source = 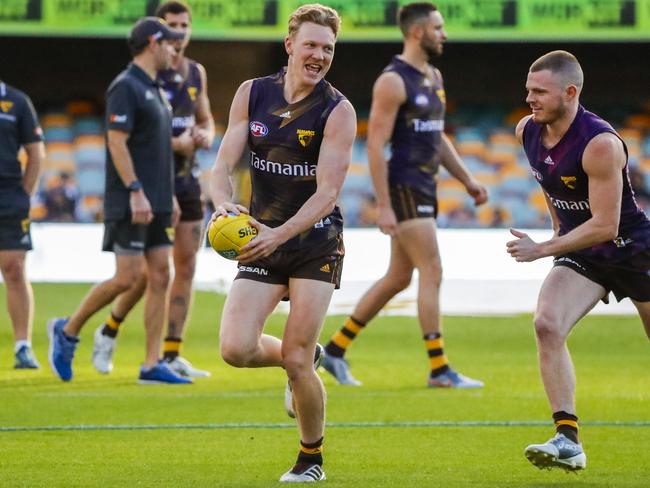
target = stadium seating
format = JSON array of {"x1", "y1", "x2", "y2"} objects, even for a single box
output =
[{"x1": 35, "y1": 102, "x2": 650, "y2": 227}]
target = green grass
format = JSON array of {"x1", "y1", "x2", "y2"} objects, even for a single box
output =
[{"x1": 0, "y1": 283, "x2": 649, "y2": 487}]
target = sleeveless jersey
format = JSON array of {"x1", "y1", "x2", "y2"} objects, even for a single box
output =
[
  {"x1": 384, "y1": 56, "x2": 446, "y2": 198},
  {"x1": 158, "y1": 59, "x2": 202, "y2": 179},
  {"x1": 247, "y1": 68, "x2": 345, "y2": 250},
  {"x1": 523, "y1": 105, "x2": 650, "y2": 261}
]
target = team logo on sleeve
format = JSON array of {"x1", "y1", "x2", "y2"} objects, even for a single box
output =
[
  {"x1": 250, "y1": 121, "x2": 268, "y2": 137},
  {"x1": 0, "y1": 101, "x2": 13, "y2": 112},
  {"x1": 110, "y1": 114, "x2": 127, "y2": 124},
  {"x1": 436, "y1": 89, "x2": 446, "y2": 105},
  {"x1": 561, "y1": 176, "x2": 577, "y2": 189},
  {"x1": 297, "y1": 129, "x2": 315, "y2": 147}
]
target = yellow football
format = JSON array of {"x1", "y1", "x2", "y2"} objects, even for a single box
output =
[{"x1": 207, "y1": 213, "x2": 258, "y2": 260}]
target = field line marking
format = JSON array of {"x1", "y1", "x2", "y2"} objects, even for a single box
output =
[{"x1": 2, "y1": 420, "x2": 650, "y2": 433}]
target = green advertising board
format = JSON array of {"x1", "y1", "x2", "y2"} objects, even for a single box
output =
[{"x1": 1, "y1": 0, "x2": 650, "y2": 41}]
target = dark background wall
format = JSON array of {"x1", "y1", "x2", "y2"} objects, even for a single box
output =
[{"x1": 1, "y1": 37, "x2": 648, "y2": 120}]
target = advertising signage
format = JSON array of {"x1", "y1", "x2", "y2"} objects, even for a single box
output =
[{"x1": 1, "y1": 0, "x2": 649, "y2": 41}]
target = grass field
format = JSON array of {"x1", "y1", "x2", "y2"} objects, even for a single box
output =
[{"x1": 0, "y1": 283, "x2": 649, "y2": 487}]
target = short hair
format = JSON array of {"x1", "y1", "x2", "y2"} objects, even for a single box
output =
[
  {"x1": 530, "y1": 50, "x2": 584, "y2": 90},
  {"x1": 156, "y1": 1, "x2": 191, "y2": 21},
  {"x1": 287, "y1": 3, "x2": 341, "y2": 38},
  {"x1": 398, "y1": 2, "x2": 438, "y2": 36}
]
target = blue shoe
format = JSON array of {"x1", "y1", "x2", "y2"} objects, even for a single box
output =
[
  {"x1": 322, "y1": 351, "x2": 361, "y2": 386},
  {"x1": 47, "y1": 317, "x2": 79, "y2": 381},
  {"x1": 525, "y1": 433, "x2": 587, "y2": 471},
  {"x1": 14, "y1": 345, "x2": 40, "y2": 369},
  {"x1": 138, "y1": 360, "x2": 193, "y2": 384},
  {"x1": 428, "y1": 367, "x2": 484, "y2": 389}
]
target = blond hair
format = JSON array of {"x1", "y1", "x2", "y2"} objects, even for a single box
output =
[{"x1": 287, "y1": 3, "x2": 340, "y2": 38}]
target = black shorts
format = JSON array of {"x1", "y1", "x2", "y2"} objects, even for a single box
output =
[
  {"x1": 102, "y1": 213, "x2": 174, "y2": 255},
  {"x1": 175, "y1": 176, "x2": 204, "y2": 222},
  {"x1": 390, "y1": 184, "x2": 438, "y2": 222},
  {"x1": 554, "y1": 250, "x2": 650, "y2": 302},
  {"x1": 0, "y1": 218, "x2": 32, "y2": 251},
  {"x1": 235, "y1": 234, "x2": 345, "y2": 289}
]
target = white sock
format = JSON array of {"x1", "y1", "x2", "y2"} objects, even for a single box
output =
[{"x1": 15, "y1": 340, "x2": 31, "y2": 353}]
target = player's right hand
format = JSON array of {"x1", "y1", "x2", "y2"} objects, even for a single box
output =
[
  {"x1": 211, "y1": 202, "x2": 249, "y2": 220},
  {"x1": 130, "y1": 191, "x2": 153, "y2": 225},
  {"x1": 174, "y1": 129, "x2": 195, "y2": 157},
  {"x1": 376, "y1": 205, "x2": 398, "y2": 236}
]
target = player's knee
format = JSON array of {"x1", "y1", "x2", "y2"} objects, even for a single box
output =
[
  {"x1": 147, "y1": 266, "x2": 170, "y2": 292},
  {"x1": 533, "y1": 312, "x2": 564, "y2": 344},
  {"x1": 419, "y1": 261, "x2": 443, "y2": 285},
  {"x1": 390, "y1": 272, "x2": 412, "y2": 292},
  {"x1": 174, "y1": 259, "x2": 196, "y2": 282},
  {"x1": 0, "y1": 259, "x2": 26, "y2": 284},
  {"x1": 282, "y1": 350, "x2": 312, "y2": 382},
  {"x1": 220, "y1": 341, "x2": 251, "y2": 368}
]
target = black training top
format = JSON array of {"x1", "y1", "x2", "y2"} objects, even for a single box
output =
[
  {"x1": 103, "y1": 63, "x2": 174, "y2": 220},
  {"x1": 0, "y1": 81, "x2": 43, "y2": 219}
]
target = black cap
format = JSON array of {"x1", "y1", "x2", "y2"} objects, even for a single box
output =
[{"x1": 128, "y1": 16, "x2": 184, "y2": 49}]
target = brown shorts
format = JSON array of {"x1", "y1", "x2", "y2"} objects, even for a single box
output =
[
  {"x1": 175, "y1": 175, "x2": 204, "y2": 222},
  {"x1": 390, "y1": 184, "x2": 438, "y2": 222},
  {"x1": 234, "y1": 234, "x2": 344, "y2": 289},
  {"x1": 553, "y1": 250, "x2": 650, "y2": 302}
]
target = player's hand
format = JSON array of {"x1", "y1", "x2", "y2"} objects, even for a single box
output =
[
  {"x1": 171, "y1": 196, "x2": 181, "y2": 228},
  {"x1": 506, "y1": 228, "x2": 541, "y2": 262},
  {"x1": 238, "y1": 220, "x2": 284, "y2": 263},
  {"x1": 376, "y1": 205, "x2": 398, "y2": 236},
  {"x1": 173, "y1": 129, "x2": 195, "y2": 157},
  {"x1": 466, "y1": 179, "x2": 488, "y2": 206},
  {"x1": 130, "y1": 190, "x2": 153, "y2": 225},
  {"x1": 211, "y1": 202, "x2": 249, "y2": 219},
  {"x1": 192, "y1": 128, "x2": 211, "y2": 149}
]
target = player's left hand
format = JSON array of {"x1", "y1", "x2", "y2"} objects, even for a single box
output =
[
  {"x1": 506, "y1": 228, "x2": 541, "y2": 262},
  {"x1": 237, "y1": 220, "x2": 285, "y2": 264},
  {"x1": 466, "y1": 179, "x2": 488, "y2": 206}
]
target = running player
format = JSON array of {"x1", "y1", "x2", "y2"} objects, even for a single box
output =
[
  {"x1": 209, "y1": 4, "x2": 355, "y2": 482},
  {"x1": 92, "y1": 1, "x2": 215, "y2": 379},
  {"x1": 508, "y1": 50, "x2": 650, "y2": 471},
  {"x1": 321, "y1": 2, "x2": 487, "y2": 388},
  {"x1": 0, "y1": 80, "x2": 44, "y2": 369}
]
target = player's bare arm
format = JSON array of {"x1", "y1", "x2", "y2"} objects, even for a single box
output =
[
  {"x1": 508, "y1": 132, "x2": 625, "y2": 261},
  {"x1": 439, "y1": 133, "x2": 488, "y2": 206},
  {"x1": 22, "y1": 140, "x2": 44, "y2": 195},
  {"x1": 107, "y1": 128, "x2": 152, "y2": 225},
  {"x1": 209, "y1": 80, "x2": 252, "y2": 217},
  {"x1": 367, "y1": 71, "x2": 404, "y2": 236},
  {"x1": 192, "y1": 63, "x2": 215, "y2": 149},
  {"x1": 514, "y1": 115, "x2": 533, "y2": 145},
  {"x1": 239, "y1": 99, "x2": 357, "y2": 263}
]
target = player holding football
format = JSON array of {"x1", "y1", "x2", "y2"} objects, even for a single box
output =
[
  {"x1": 508, "y1": 50, "x2": 650, "y2": 471},
  {"x1": 92, "y1": 0, "x2": 215, "y2": 379},
  {"x1": 321, "y1": 2, "x2": 487, "y2": 388},
  {"x1": 209, "y1": 4, "x2": 355, "y2": 482}
]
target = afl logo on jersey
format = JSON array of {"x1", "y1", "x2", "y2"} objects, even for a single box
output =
[
  {"x1": 531, "y1": 168, "x2": 543, "y2": 181},
  {"x1": 250, "y1": 121, "x2": 269, "y2": 137},
  {"x1": 415, "y1": 94, "x2": 429, "y2": 106}
]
